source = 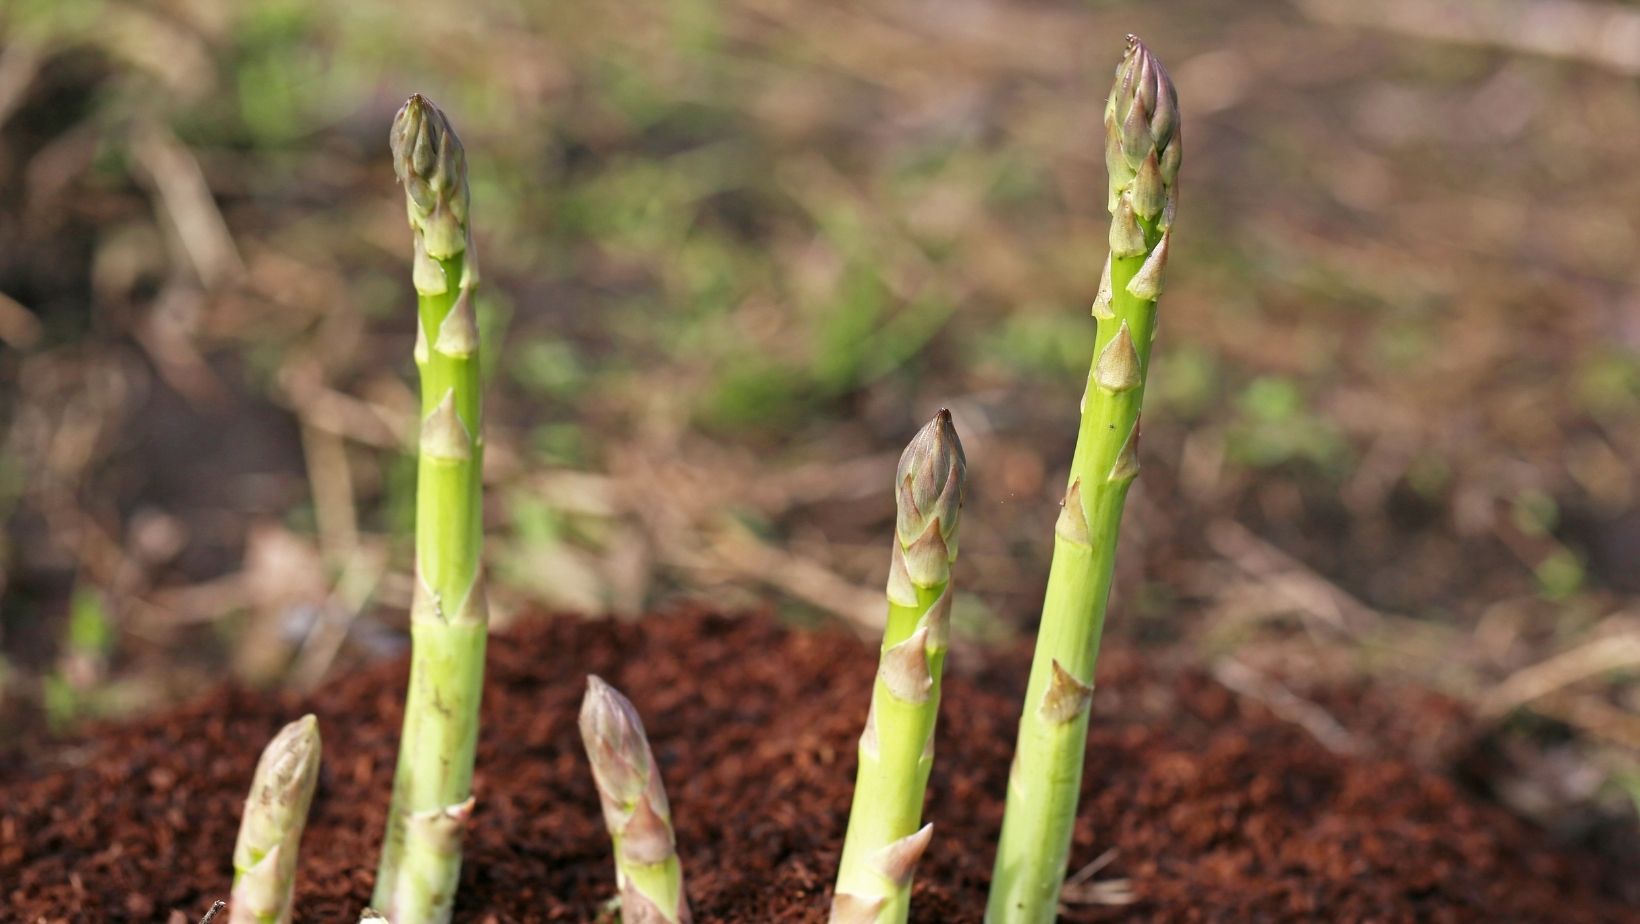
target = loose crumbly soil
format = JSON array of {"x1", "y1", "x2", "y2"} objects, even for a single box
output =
[{"x1": 3, "y1": 611, "x2": 1634, "y2": 923}]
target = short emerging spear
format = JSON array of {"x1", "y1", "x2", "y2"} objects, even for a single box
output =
[
  {"x1": 230, "y1": 715, "x2": 321, "y2": 924},
  {"x1": 831, "y1": 409, "x2": 966, "y2": 923},
  {"x1": 579, "y1": 675, "x2": 691, "y2": 924}
]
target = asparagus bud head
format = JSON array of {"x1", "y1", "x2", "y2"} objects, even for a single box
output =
[
  {"x1": 390, "y1": 94, "x2": 470, "y2": 262},
  {"x1": 892, "y1": 409, "x2": 967, "y2": 589},
  {"x1": 1104, "y1": 35, "x2": 1180, "y2": 220},
  {"x1": 579, "y1": 676, "x2": 691, "y2": 924},
  {"x1": 231, "y1": 715, "x2": 321, "y2": 924},
  {"x1": 580, "y1": 676, "x2": 666, "y2": 827}
]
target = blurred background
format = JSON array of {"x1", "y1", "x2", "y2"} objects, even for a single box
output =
[{"x1": 2, "y1": 0, "x2": 1637, "y2": 847}]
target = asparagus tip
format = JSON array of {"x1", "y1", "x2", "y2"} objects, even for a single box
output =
[
  {"x1": 894, "y1": 409, "x2": 967, "y2": 557},
  {"x1": 246, "y1": 714, "x2": 322, "y2": 829},
  {"x1": 390, "y1": 93, "x2": 470, "y2": 260},
  {"x1": 1106, "y1": 33, "x2": 1180, "y2": 226},
  {"x1": 579, "y1": 675, "x2": 655, "y2": 808},
  {"x1": 230, "y1": 715, "x2": 321, "y2": 923},
  {"x1": 578, "y1": 675, "x2": 689, "y2": 923}
]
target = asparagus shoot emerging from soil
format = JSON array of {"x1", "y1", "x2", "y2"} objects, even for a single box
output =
[
  {"x1": 986, "y1": 35, "x2": 1179, "y2": 923},
  {"x1": 372, "y1": 94, "x2": 488, "y2": 923},
  {"x1": 831, "y1": 409, "x2": 967, "y2": 923},
  {"x1": 230, "y1": 715, "x2": 321, "y2": 924},
  {"x1": 579, "y1": 675, "x2": 692, "y2": 924}
]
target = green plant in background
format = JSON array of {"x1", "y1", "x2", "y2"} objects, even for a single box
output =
[
  {"x1": 1227, "y1": 375, "x2": 1346, "y2": 471},
  {"x1": 986, "y1": 36, "x2": 1180, "y2": 923},
  {"x1": 372, "y1": 95, "x2": 489, "y2": 923},
  {"x1": 830, "y1": 409, "x2": 967, "y2": 923},
  {"x1": 41, "y1": 583, "x2": 116, "y2": 730},
  {"x1": 230, "y1": 715, "x2": 322, "y2": 924},
  {"x1": 579, "y1": 675, "x2": 691, "y2": 924}
]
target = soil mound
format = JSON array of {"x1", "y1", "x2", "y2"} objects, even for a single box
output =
[{"x1": 3, "y1": 612, "x2": 1633, "y2": 922}]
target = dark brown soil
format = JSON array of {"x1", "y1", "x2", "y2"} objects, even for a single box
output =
[{"x1": 3, "y1": 611, "x2": 1634, "y2": 923}]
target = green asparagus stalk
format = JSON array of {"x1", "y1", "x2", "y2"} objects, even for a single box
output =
[
  {"x1": 986, "y1": 35, "x2": 1179, "y2": 923},
  {"x1": 579, "y1": 675, "x2": 691, "y2": 924},
  {"x1": 230, "y1": 715, "x2": 321, "y2": 924},
  {"x1": 372, "y1": 94, "x2": 488, "y2": 924},
  {"x1": 830, "y1": 409, "x2": 967, "y2": 923}
]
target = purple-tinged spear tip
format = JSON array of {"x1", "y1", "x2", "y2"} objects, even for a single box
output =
[
  {"x1": 894, "y1": 409, "x2": 967, "y2": 551},
  {"x1": 389, "y1": 93, "x2": 469, "y2": 260},
  {"x1": 577, "y1": 676, "x2": 691, "y2": 922},
  {"x1": 579, "y1": 676, "x2": 659, "y2": 817},
  {"x1": 1104, "y1": 35, "x2": 1181, "y2": 221}
]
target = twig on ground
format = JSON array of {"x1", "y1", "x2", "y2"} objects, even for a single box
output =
[
  {"x1": 299, "y1": 422, "x2": 360, "y2": 562},
  {"x1": 1061, "y1": 847, "x2": 1119, "y2": 890},
  {"x1": 1059, "y1": 850, "x2": 1138, "y2": 909},
  {"x1": 1482, "y1": 630, "x2": 1640, "y2": 719},
  {"x1": 709, "y1": 521, "x2": 884, "y2": 636},
  {"x1": 131, "y1": 123, "x2": 244, "y2": 288},
  {"x1": 1207, "y1": 518, "x2": 1387, "y2": 635},
  {"x1": 288, "y1": 543, "x2": 388, "y2": 691},
  {"x1": 1534, "y1": 690, "x2": 1640, "y2": 752},
  {"x1": 1212, "y1": 658, "x2": 1365, "y2": 756}
]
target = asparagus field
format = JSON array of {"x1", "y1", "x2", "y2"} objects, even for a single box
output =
[{"x1": 2, "y1": 2, "x2": 1638, "y2": 923}]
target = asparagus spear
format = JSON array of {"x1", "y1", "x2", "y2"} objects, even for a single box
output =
[
  {"x1": 372, "y1": 94, "x2": 489, "y2": 923},
  {"x1": 986, "y1": 35, "x2": 1179, "y2": 923},
  {"x1": 579, "y1": 676, "x2": 691, "y2": 924},
  {"x1": 831, "y1": 410, "x2": 967, "y2": 923},
  {"x1": 230, "y1": 715, "x2": 321, "y2": 924}
]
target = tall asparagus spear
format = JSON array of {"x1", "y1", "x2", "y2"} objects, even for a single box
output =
[
  {"x1": 831, "y1": 410, "x2": 966, "y2": 923},
  {"x1": 579, "y1": 676, "x2": 691, "y2": 924},
  {"x1": 230, "y1": 715, "x2": 321, "y2": 924},
  {"x1": 986, "y1": 35, "x2": 1179, "y2": 923},
  {"x1": 372, "y1": 94, "x2": 488, "y2": 923}
]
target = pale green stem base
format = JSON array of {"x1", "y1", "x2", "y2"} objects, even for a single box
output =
[
  {"x1": 376, "y1": 622, "x2": 485, "y2": 919},
  {"x1": 374, "y1": 252, "x2": 486, "y2": 923},
  {"x1": 835, "y1": 581, "x2": 947, "y2": 921},
  {"x1": 615, "y1": 835, "x2": 687, "y2": 923}
]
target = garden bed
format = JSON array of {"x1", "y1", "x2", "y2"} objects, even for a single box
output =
[{"x1": 4, "y1": 610, "x2": 1634, "y2": 922}]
